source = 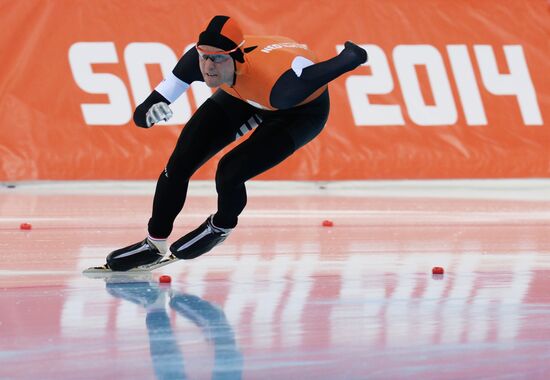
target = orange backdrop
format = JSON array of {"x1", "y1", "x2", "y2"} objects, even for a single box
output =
[{"x1": 1, "y1": 0, "x2": 549, "y2": 180}]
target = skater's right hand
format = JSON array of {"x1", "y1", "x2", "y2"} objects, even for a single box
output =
[{"x1": 145, "y1": 102, "x2": 173, "y2": 128}]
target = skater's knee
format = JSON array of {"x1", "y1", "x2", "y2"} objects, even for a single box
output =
[
  {"x1": 163, "y1": 163, "x2": 194, "y2": 183},
  {"x1": 215, "y1": 156, "x2": 244, "y2": 191}
]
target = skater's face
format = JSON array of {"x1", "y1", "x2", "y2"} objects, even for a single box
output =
[{"x1": 197, "y1": 45, "x2": 235, "y2": 88}]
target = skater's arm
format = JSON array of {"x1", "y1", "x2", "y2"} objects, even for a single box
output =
[
  {"x1": 269, "y1": 41, "x2": 367, "y2": 110},
  {"x1": 133, "y1": 47, "x2": 204, "y2": 128}
]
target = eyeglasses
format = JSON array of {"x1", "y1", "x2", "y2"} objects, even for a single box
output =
[
  {"x1": 196, "y1": 41, "x2": 245, "y2": 64},
  {"x1": 198, "y1": 51, "x2": 231, "y2": 63}
]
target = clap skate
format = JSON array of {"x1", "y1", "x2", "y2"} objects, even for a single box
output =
[
  {"x1": 83, "y1": 237, "x2": 179, "y2": 276},
  {"x1": 170, "y1": 215, "x2": 232, "y2": 260}
]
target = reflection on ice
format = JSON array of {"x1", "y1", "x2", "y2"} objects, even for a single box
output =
[{"x1": 104, "y1": 276, "x2": 243, "y2": 380}]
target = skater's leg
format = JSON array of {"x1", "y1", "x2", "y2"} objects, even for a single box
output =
[
  {"x1": 214, "y1": 90, "x2": 330, "y2": 228},
  {"x1": 270, "y1": 42, "x2": 366, "y2": 109},
  {"x1": 148, "y1": 96, "x2": 243, "y2": 238}
]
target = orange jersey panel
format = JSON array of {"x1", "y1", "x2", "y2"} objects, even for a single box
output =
[{"x1": 220, "y1": 35, "x2": 327, "y2": 110}]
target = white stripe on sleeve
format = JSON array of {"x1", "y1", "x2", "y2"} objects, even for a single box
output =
[{"x1": 155, "y1": 72, "x2": 190, "y2": 103}]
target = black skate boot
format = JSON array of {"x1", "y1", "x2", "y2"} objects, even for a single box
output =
[
  {"x1": 106, "y1": 238, "x2": 165, "y2": 271},
  {"x1": 170, "y1": 215, "x2": 232, "y2": 260}
]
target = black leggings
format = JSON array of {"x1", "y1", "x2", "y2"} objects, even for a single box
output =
[{"x1": 147, "y1": 89, "x2": 330, "y2": 238}]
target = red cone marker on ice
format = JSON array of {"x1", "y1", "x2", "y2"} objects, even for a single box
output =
[
  {"x1": 432, "y1": 267, "x2": 444, "y2": 275},
  {"x1": 159, "y1": 275, "x2": 172, "y2": 284},
  {"x1": 322, "y1": 220, "x2": 334, "y2": 227},
  {"x1": 20, "y1": 223, "x2": 32, "y2": 230}
]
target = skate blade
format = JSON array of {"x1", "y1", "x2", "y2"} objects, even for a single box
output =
[{"x1": 82, "y1": 256, "x2": 179, "y2": 277}]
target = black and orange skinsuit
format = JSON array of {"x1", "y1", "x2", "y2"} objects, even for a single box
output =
[{"x1": 134, "y1": 17, "x2": 365, "y2": 237}]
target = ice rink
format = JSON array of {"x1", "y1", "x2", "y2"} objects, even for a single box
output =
[{"x1": 1, "y1": 180, "x2": 549, "y2": 379}]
